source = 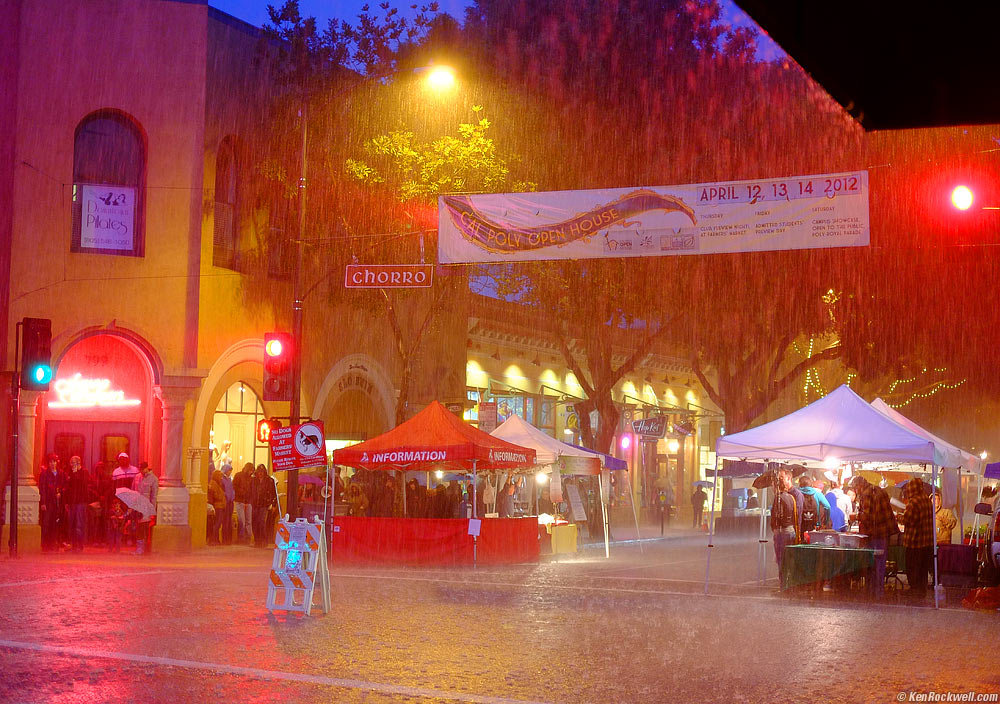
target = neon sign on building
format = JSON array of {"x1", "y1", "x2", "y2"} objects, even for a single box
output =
[{"x1": 48, "y1": 373, "x2": 142, "y2": 409}]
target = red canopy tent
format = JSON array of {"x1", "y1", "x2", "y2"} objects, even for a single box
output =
[
  {"x1": 333, "y1": 400, "x2": 536, "y2": 471},
  {"x1": 330, "y1": 401, "x2": 539, "y2": 566}
]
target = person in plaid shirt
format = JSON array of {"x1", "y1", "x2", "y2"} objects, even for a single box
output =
[
  {"x1": 850, "y1": 475, "x2": 899, "y2": 599},
  {"x1": 902, "y1": 478, "x2": 934, "y2": 600}
]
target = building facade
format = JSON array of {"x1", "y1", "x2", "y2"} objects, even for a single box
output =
[{"x1": 0, "y1": 0, "x2": 727, "y2": 552}]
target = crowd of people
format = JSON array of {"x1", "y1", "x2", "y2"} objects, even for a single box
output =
[
  {"x1": 769, "y1": 467, "x2": 961, "y2": 600},
  {"x1": 328, "y1": 468, "x2": 531, "y2": 520},
  {"x1": 206, "y1": 461, "x2": 278, "y2": 548},
  {"x1": 34, "y1": 451, "x2": 157, "y2": 554}
]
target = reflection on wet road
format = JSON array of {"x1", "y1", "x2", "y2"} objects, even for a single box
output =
[{"x1": 0, "y1": 540, "x2": 997, "y2": 703}]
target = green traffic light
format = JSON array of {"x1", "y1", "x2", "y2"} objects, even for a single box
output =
[{"x1": 31, "y1": 364, "x2": 52, "y2": 384}]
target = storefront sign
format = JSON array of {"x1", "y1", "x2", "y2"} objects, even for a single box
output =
[
  {"x1": 270, "y1": 421, "x2": 327, "y2": 471},
  {"x1": 478, "y1": 401, "x2": 498, "y2": 433},
  {"x1": 344, "y1": 264, "x2": 434, "y2": 288},
  {"x1": 80, "y1": 184, "x2": 136, "y2": 251},
  {"x1": 438, "y1": 170, "x2": 869, "y2": 263},
  {"x1": 631, "y1": 416, "x2": 667, "y2": 439},
  {"x1": 48, "y1": 373, "x2": 142, "y2": 409}
]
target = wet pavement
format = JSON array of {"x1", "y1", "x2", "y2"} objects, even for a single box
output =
[{"x1": 1, "y1": 536, "x2": 998, "y2": 703}]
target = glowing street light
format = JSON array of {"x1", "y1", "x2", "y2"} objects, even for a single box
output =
[{"x1": 424, "y1": 65, "x2": 456, "y2": 91}]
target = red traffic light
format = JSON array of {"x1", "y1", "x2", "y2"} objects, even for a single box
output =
[
  {"x1": 951, "y1": 185, "x2": 974, "y2": 210},
  {"x1": 263, "y1": 332, "x2": 293, "y2": 402}
]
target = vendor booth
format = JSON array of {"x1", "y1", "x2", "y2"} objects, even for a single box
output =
[
  {"x1": 706, "y1": 385, "x2": 958, "y2": 606},
  {"x1": 331, "y1": 401, "x2": 537, "y2": 565},
  {"x1": 490, "y1": 414, "x2": 606, "y2": 556}
]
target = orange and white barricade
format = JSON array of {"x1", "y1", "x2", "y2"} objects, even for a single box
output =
[{"x1": 266, "y1": 516, "x2": 330, "y2": 615}]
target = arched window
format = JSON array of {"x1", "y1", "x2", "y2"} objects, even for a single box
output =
[
  {"x1": 213, "y1": 136, "x2": 241, "y2": 269},
  {"x1": 72, "y1": 111, "x2": 145, "y2": 256}
]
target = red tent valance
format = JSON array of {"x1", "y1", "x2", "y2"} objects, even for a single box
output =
[{"x1": 332, "y1": 400, "x2": 536, "y2": 471}]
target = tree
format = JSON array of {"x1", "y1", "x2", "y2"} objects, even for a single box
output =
[
  {"x1": 343, "y1": 107, "x2": 534, "y2": 423},
  {"x1": 456, "y1": 0, "x2": 865, "y2": 442}
]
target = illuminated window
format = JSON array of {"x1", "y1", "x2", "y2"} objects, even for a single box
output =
[
  {"x1": 101, "y1": 435, "x2": 130, "y2": 466},
  {"x1": 53, "y1": 433, "x2": 85, "y2": 466},
  {"x1": 71, "y1": 110, "x2": 145, "y2": 256}
]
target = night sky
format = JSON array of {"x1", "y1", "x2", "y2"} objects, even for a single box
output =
[{"x1": 208, "y1": 0, "x2": 786, "y2": 62}]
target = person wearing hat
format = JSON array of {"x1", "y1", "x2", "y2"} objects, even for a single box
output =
[{"x1": 112, "y1": 452, "x2": 139, "y2": 491}]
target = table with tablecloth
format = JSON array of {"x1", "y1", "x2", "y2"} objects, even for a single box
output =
[
  {"x1": 331, "y1": 516, "x2": 540, "y2": 565},
  {"x1": 782, "y1": 544, "x2": 876, "y2": 590}
]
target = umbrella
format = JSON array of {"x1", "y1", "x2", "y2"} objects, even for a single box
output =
[
  {"x1": 692, "y1": 480, "x2": 714, "y2": 488},
  {"x1": 115, "y1": 488, "x2": 154, "y2": 518},
  {"x1": 298, "y1": 475, "x2": 324, "y2": 486},
  {"x1": 752, "y1": 471, "x2": 778, "y2": 489}
]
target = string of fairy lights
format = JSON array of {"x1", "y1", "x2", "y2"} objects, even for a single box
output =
[{"x1": 794, "y1": 338, "x2": 965, "y2": 408}]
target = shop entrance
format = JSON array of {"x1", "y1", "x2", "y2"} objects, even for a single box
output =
[{"x1": 46, "y1": 421, "x2": 140, "y2": 471}]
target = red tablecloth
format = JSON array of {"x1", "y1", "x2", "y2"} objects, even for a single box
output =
[{"x1": 331, "y1": 517, "x2": 539, "y2": 565}]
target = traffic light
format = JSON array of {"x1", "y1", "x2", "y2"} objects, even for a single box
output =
[
  {"x1": 263, "y1": 332, "x2": 293, "y2": 401},
  {"x1": 20, "y1": 317, "x2": 52, "y2": 391},
  {"x1": 951, "y1": 185, "x2": 974, "y2": 210},
  {"x1": 256, "y1": 417, "x2": 282, "y2": 443}
]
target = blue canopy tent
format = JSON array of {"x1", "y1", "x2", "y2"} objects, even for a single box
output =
[{"x1": 565, "y1": 443, "x2": 627, "y2": 471}]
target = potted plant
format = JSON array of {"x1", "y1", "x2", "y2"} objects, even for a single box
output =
[{"x1": 964, "y1": 524, "x2": 989, "y2": 544}]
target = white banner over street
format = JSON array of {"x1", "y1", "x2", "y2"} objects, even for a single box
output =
[{"x1": 438, "y1": 171, "x2": 869, "y2": 263}]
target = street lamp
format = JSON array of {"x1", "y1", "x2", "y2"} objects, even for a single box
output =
[{"x1": 286, "y1": 64, "x2": 456, "y2": 519}]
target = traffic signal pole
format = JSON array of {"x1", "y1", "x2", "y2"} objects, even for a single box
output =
[
  {"x1": 287, "y1": 99, "x2": 308, "y2": 521},
  {"x1": 7, "y1": 321, "x2": 21, "y2": 557}
]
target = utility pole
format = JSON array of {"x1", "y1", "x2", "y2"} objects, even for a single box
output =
[{"x1": 288, "y1": 100, "x2": 307, "y2": 521}]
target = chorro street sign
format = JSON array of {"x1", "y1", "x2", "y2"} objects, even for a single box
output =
[{"x1": 345, "y1": 264, "x2": 434, "y2": 288}]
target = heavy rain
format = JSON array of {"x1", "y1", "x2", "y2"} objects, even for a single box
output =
[{"x1": 2, "y1": 0, "x2": 1000, "y2": 702}]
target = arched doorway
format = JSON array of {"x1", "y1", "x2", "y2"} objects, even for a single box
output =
[
  {"x1": 43, "y1": 334, "x2": 155, "y2": 475},
  {"x1": 325, "y1": 386, "x2": 387, "y2": 446}
]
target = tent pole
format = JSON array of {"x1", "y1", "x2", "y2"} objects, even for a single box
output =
[
  {"x1": 599, "y1": 472, "x2": 609, "y2": 558},
  {"x1": 627, "y1": 469, "x2": 643, "y2": 554},
  {"x1": 402, "y1": 470, "x2": 407, "y2": 517},
  {"x1": 323, "y1": 460, "x2": 332, "y2": 561},
  {"x1": 758, "y1": 484, "x2": 768, "y2": 585},
  {"x1": 973, "y1": 465, "x2": 984, "y2": 548},
  {"x1": 956, "y1": 468, "x2": 963, "y2": 546},
  {"x1": 473, "y1": 460, "x2": 478, "y2": 569},
  {"x1": 932, "y1": 463, "x2": 940, "y2": 609},
  {"x1": 703, "y1": 455, "x2": 720, "y2": 595}
]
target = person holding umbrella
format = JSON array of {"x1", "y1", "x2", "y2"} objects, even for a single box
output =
[{"x1": 130, "y1": 462, "x2": 158, "y2": 555}]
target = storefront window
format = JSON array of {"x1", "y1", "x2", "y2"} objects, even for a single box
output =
[
  {"x1": 211, "y1": 381, "x2": 267, "y2": 469},
  {"x1": 464, "y1": 388, "x2": 481, "y2": 425}
]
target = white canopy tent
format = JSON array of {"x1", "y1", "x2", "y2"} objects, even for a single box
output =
[
  {"x1": 491, "y1": 414, "x2": 613, "y2": 556},
  {"x1": 707, "y1": 385, "x2": 945, "y2": 606},
  {"x1": 870, "y1": 397, "x2": 982, "y2": 544},
  {"x1": 869, "y1": 398, "x2": 981, "y2": 474}
]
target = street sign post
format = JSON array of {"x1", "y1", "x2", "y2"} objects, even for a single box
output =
[
  {"x1": 344, "y1": 264, "x2": 434, "y2": 288},
  {"x1": 270, "y1": 420, "x2": 327, "y2": 472}
]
